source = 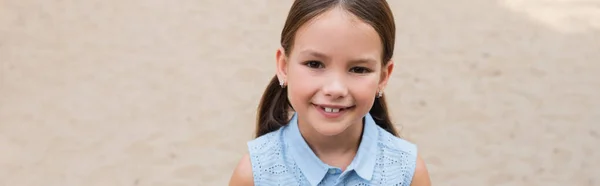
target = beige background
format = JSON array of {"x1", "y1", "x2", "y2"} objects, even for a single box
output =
[{"x1": 1, "y1": 0, "x2": 599, "y2": 185}]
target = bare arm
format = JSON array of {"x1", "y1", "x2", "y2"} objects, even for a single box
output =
[
  {"x1": 410, "y1": 155, "x2": 432, "y2": 186},
  {"x1": 228, "y1": 153, "x2": 254, "y2": 186}
]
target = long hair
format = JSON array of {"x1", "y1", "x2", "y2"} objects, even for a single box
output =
[{"x1": 255, "y1": 0, "x2": 399, "y2": 138}]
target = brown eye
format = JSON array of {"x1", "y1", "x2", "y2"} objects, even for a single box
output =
[
  {"x1": 305, "y1": 61, "x2": 324, "y2": 69},
  {"x1": 349, "y1": 67, "x2": 372, "y2": 74}
]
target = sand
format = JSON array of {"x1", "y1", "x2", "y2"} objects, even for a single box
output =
[{"x1": 0, "y1": 0, "x2": 599, "y2": 185}]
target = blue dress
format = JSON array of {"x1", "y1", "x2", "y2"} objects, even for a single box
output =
[{"x1": 247, "y1": 112, "x2": 418, "y2": 186}]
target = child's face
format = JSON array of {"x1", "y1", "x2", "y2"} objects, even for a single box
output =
[{"x1": 277, "y1": 7, "x2": 393, "y2": 137}]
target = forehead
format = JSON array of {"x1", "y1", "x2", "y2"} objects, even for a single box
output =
[{"x1": 291, "y1": 8, "x2": 382, "y2": 60}]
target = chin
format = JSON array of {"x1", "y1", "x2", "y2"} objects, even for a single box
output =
[{"x1": 310, "y1": 123, "x2": 351, "y2": 137}]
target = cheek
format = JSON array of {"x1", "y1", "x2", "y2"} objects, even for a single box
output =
[
  {"x1": 286, "y1": 67, "x2": 316, "y2": 102},
  {"x1": 353, "y1": 88, "x2": 377, "y2": 103},
  {"x1": 350, "y1": 76, "x2": 379, "y2": 96}
]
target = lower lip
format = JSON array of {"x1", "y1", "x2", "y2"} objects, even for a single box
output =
[{"x1": 313, "y1": 104, "x2": 353, "y2": 118}]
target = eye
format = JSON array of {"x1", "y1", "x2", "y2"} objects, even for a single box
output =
[
  {"x1": 349, "y1": 66, "x2": 372, "y2": 74},
  {"x1": 304, "y1": 61, "x2": 324, "y2": 69}
]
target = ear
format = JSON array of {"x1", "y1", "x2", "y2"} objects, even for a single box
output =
[
  {"x1": 276, "y1": 47, "x2": 289, "y2": 86},
  {"x1": 379, "y1": 60, "x2": 394, "y2": 90}
]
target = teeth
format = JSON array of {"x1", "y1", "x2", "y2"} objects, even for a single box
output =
[{"x1": 324, "y1": 107, "x2": 341, "y2": 113}]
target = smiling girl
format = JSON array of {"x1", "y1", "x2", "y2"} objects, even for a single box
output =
[{"x1": 229, "y1": 0, "x2": 431, "y2": 185}]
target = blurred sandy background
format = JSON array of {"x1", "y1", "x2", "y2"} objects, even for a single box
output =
[{"x1": 1, "y1": 0, "x2": 599, "y2": 185}]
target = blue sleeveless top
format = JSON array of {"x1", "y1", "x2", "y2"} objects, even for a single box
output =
[{"x1": 247, "y1": 113, "x2": 418, "y2": 186}]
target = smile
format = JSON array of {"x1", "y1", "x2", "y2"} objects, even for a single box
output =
[
  {"x1": 312, "y1": 104, "x2": 355, "y2": 118},
  {"x1": 324, "y1": 107, "x2": 342, "y2": 113}
]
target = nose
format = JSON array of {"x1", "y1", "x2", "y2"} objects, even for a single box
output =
[{"x1": 321, "y1": 75, "x2": 348, "y2": 99}]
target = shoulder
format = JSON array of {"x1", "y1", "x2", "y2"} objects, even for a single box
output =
[
  {"x1": 229, "y1": 153, "x2": 254, "y2": 186},
  {"x1": 377, "y1": 127, "x2": 417, "y2": 156},
  {"x1": 376, "y1": 128, "x2": 431, "y2": 185},
  {"x1": 247, "y1": 127, "x2": 284, "y2": 154},
  {"x1": 234, "y1": 128, "x2": 287, "y2": 186},
  {"x1": 410, "y1": 155, "x2": 432, "y2": 186}
]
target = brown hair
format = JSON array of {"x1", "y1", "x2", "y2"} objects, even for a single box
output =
[{"x1": 255, "y1": 0, "x2": 399, "y2": 138}]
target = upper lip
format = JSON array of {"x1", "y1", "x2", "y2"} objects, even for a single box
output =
[{"x1": 313, "y1": 103, "x2": 353, "y2": 109}]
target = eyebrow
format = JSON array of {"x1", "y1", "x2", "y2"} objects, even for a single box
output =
[{"x1": 299, "y1": 49, "x2": 378, "y2": 65}]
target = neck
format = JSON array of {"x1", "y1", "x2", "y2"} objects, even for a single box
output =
[{"x1": 298, "y1": 118, "x2": 364, "y2": 168}]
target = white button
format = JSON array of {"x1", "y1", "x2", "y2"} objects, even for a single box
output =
[{"x1": 328, "y1": 169, "x2": 336, "y2": 174}]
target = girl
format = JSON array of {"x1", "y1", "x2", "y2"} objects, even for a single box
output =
[{"x1": 230, "y1": 0, "x2": 431, "y2": 185}]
